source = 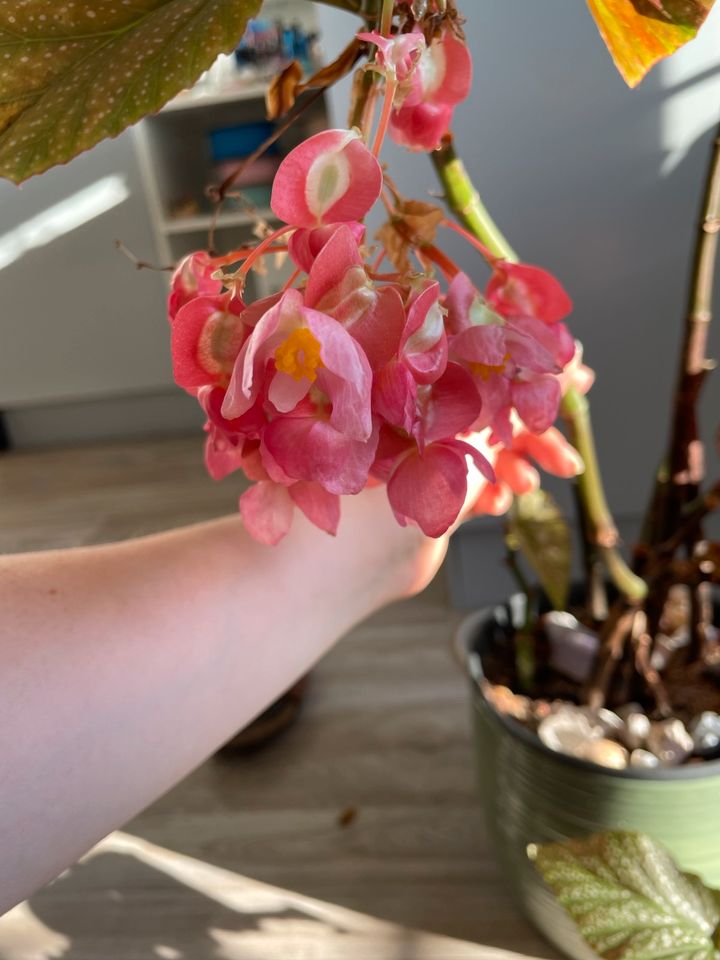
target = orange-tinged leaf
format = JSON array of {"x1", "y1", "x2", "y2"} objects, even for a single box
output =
[
  {"x1": 0, "y1": 0, "x2": 262, "y2": 183},
  {"x1": 266, "y1": 60, "x2": 304, "y2": 120},
  {"x1": 587, "y1": 0, "x2": 716, "y2": 87},
  {"x1": 267, "y1": 38, "x2": 363, "y2": 121}
]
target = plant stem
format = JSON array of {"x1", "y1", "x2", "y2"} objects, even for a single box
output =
[
  {"x1": 430, "y1": 136, "x2": 517, "y2": 261},
  {"x1": 643, "y1": 127, "x2": 720, "y2": 551},
  {"x1": 380, "y1": 0, "x2": 394, "y2": 35},
  {"x1": 429, "y1": 134, "x2": 645, "y2": 603},
  {"x1": 562, "y1": 387, "x2": 647, "y2": 602}
]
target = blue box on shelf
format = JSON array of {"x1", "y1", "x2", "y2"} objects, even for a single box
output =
[{"x1": 208, "y1": 122, "x2": 276, "y2": 162}]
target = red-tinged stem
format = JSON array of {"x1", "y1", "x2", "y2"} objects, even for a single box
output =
[
  {"x1": 441, "y1": 217, "x2": 497, "y2": 267},
  {"x1": 282, "y1": 266, "x2": 303, "y2": 291},
  {"x1": 421, "y1": 243, "x2": 460, "y2": 281},
  {"x1": 372, "y1": 247, "x2": 387, "y2": 272},
  {"x1": 236, "y1": 226, "x2": 296, "y2": 283},
  {"x1": 372, "y1": 77, "x2": 398, "y2": 158}
]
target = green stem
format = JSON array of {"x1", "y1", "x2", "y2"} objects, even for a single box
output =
[
  {"x1": 430, "y1": 137, "x2": 517, "y2": 261},
  {"x1": 561, "y1": 388, "x2": 647, "y2": 602},
  {"x1": 429, "y1": 134, "x2": 646, "y2": 603},
  {"x1": 380, "y1": 0, "x2": 393, "y2": 35}
]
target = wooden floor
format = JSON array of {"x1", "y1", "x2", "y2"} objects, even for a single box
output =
[{"x1": 0, "y1": 437, "x2": 556, "y2": 960}]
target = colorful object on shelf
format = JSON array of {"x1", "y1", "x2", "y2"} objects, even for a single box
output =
[{"x1": 208, "y1": 122, "x2": 277, "y2": 163}]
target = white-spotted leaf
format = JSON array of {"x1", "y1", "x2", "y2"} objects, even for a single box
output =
[
  {"x1": 507, "y1": 490, "x2": 572, "y2": 611},
  {"x1": 531, "y1": 831, "x2": 720, "y2": 960},
  {"x1": 0, "y1": 0, "x2": 262, "y2": 182}
]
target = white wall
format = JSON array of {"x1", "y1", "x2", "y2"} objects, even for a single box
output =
[
  {"x1": 315, "y1": 2, "x2": 720, "y2": 604},
  {"x1": 0, "y1": 128, "x2": 204, "y2": 445}
]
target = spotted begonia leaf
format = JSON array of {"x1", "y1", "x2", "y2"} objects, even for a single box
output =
[
  {"x1": 530, "y1": 831, "x2": 720, "y2": 960},
  {"x1": 0, "y1": 0, "x2": 262, "y2": 183},
  {"x1": 506, "y1": 489, "x2": 571, "y2": 612},
  {"x1": 587, "y1": 0, "x2": 717, "y2": 87}
]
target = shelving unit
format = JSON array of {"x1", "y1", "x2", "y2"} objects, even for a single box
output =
[{"x1": 132, "y1": 0, "x2": 328, "y2": 301}]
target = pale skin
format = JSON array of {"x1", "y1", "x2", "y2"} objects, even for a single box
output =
[{"x1": 0, "y1": 475, "x2": 481, "y2": 916}]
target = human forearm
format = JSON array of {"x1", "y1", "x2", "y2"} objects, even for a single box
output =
[{"x1": 0, "y1": 487, "x2": 423, "y2": 912}]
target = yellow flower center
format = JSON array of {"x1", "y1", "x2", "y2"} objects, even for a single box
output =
[
  {"x1": 274, "y1": 327, "x2": 324, "y2": 382},
  {"x1": 470, "y1": 354, "x2": 510, "y2": 381}
]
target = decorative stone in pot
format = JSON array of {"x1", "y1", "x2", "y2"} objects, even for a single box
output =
[{"x1": 457, "y1": 602, "x2": 720, "y2": 960}]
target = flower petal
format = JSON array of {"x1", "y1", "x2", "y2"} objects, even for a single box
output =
[
  {"x1": 304, "y1": 223, "x2": 364, "y2": 308},
  {"x1": 289, "y1": 222, "x2": 366, "y2": 273},
  {"x1": 306, "y1": 308, "x2": 373, "y2": 440},
  {"x1": 495, "y1": 449, "x2": 540, "y2": 495},
  {"x1": 420, "y1": 362, "x2": 482, "y2": 445},
  {"x1": 289, "y1": 481, "x2": 341, "y2": 535},
  {"x1": 171, "y1": 294, "x2": 245, "y2": 391},
  {"x1": 271, "y1": 129, "x2": 383, "y2": 228},
  {"x1": 401, "y1": 281, "x2": 448, "y2": 383},
  {"x1": 389, "y1": 101, "x2": 454, "y2": 153},
  {"x1": 373, "y1": 360, "x2": 417, "y2": 434},
  {"x1": 387, "y1": 443, "x2": 468, "y2": 537},
  {"x1": 239, "y1": 481, "x2": 294, "y2": 545},
  {"x1": 513, "y1": 427, "x2": 584, "y2": 478},
  {"x1": 487, "y1": 262, "x2": 572, "y2": 325},
  {"x1": 512, "y1": 376, "x2": 562, "y2": 434},
  {"x1": 263, "y1": 417, "x2": 378, "y2": 495}
]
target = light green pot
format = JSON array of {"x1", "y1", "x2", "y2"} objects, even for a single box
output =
[{"x1": 458, "y1": 606, "x2": 720, "y2": 960}]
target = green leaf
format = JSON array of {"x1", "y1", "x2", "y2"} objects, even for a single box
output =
[
  {"x1": 507, "y1": 490, "x2": 572, "y2": 611},
  {"x1": 530, "y1": 831, "x2": 720, "y2": 960},
  {"x1": 587, "y1": 0, "x2": 717, "y2": 88},
  {"x1": 0, "y1": 0, "x2": 263, "y2": 183}
]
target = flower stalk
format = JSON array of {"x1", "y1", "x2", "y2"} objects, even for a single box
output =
[
  {"x1": 431, "y1": 136, "x2": 517, "y2": 261},
  {"x1": 429, "y1": 134, "x2": 646, "y2": 603}
]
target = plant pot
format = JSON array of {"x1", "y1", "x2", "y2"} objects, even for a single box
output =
[
  {"x1": 458, "y1": 603, "x2": 720, "y2": 960},
  {"x1": 216, "y1": 674, "x2": 310, "y2": 755}
]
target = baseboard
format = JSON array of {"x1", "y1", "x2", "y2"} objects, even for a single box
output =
[{"x1": 5, "y1": 390, "x2": 205, "y2": 448}]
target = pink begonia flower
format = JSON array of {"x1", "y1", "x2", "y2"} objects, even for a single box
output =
[
  {"x1": 304, "y1": 224, "x2": 405, "y2": 369},
  {"x1": 288, "y1": 221, "x2": 365, "y2": 273},
  {"x1": 222, "y1": 288, "x2": 372, "y2": 443},
  {"x1": 357, "y1": 28, "x2": 426, "y2": 83},
  {"x1": 389, "y1": 28, "x2": 472, "y2": 152},
  {"x1": 386, "y1": 438, "x2": 494, "y2": 537},
  {"x1": 262, "y1": 417, "x2": 379, "y2": 496},
  {"x1": 271, "y1": 129, "x2": 383, "y2": 228},
  {"x1": 401, "y1": 280, "x2": 448, "y2": 384},
  {"x1": 444, "y1": 272, "x2": 566, "y2": 440},
  {"x1": 486, "y1": 261, "x2": 573, "y2": 326},
  {"x1": 239, "y1": 479, "x2": 341, "y2": 546},
  {"x1": 472, "y1": 426, "x2": 584, "y2": 517},
  {"x1": 559, "y1": 343, "x2": 595, "y2": 396},
  {"x1": 171, "y1": 292, "x2": 246, "y2": 393},
  {"x1": 168, "y1": 251, "x2": 223, "y2": 322},
  {"x1": 373, "y1": 360, "x2": 480, "y2": 448}
]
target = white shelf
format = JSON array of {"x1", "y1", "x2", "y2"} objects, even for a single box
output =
[
  {"x1": 160, "y1": 80, "x2": 271, "y2": 114},
  {"x1": 162, "y1": 209, "x2": 276, "y2": 235}
]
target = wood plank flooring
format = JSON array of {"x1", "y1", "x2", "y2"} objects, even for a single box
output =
[{"x1": 0, "y1": 437, "x2": 556, "y2": 960}]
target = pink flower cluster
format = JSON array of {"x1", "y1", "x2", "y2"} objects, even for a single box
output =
[
  {"x1": 169, "y1": 127, "x2": 582, "y2": 544},
  {"x1": 358, "y1": 26, "x2": 472, "y2": 151}
]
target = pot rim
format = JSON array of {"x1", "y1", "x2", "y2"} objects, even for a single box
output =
[{"x1": 458, "y1": 604, "x2": 720, "y2": 782}]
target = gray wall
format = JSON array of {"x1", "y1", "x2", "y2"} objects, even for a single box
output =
[
  {"x1": 0, "y1": 130, "x2": 202, "y2": 445},
  {"x1": 315, "y1": 2, "x2": 720, "y2": 605}
]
